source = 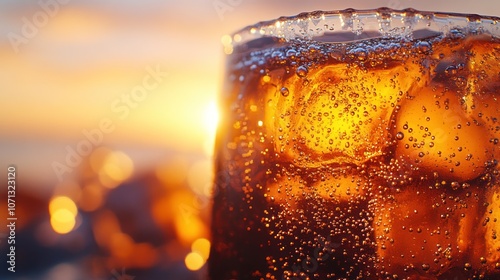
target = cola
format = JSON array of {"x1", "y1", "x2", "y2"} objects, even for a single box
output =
[{"x1": 210, "y1": 9, "x2": 500, "y2": 279}]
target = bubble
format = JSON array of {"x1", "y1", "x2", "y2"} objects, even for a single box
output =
[
  {"x1": 286, "y1": 49, "x2": 297, "y2": 58},
  {"x1": 396, "y1": 132, "x2": 405, "y2": 140},
  {"x1": 280, "y1": 87, "x2": 290, "y2": 97},
  {"x1": 296, "y1": 66, "x2": 308, "y2": 78},
  {"x1": 416, "y1": 41, "x2": 432, "y2": 54},
  {"x1": 350, "y1": 47, "x2": 368, "y2": 61}
]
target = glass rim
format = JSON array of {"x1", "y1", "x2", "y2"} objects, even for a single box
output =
[{"x1": 226, "y1": 7, "x2": 500, "y2": 47}]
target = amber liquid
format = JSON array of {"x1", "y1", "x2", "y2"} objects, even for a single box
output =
[{"x1": 210, "y1": 31, "x2": 500, "y2": 279}]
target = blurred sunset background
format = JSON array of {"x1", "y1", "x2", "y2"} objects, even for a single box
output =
[{"x1": 0, "y1": 0, "x2": 499, "y2": 279}]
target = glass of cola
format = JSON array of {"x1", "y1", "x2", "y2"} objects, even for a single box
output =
[{"x1": 210, "y1": 8, "x2": 500, "y2": 280}]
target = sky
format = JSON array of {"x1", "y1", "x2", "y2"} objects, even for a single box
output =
[{"x1": 1, "y1": 0, "x2": 499, "y2": 194}]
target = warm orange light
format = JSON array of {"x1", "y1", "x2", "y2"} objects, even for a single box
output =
[
  {"x1": 174, "y1": 213, "x2": 207, "y2": 246},
  {"x1": 151, "y1": 190, "x2": 194, "y2": 229},
  {"x1": 44, "y1": 7, "x2": 113, "y2": 43},
  {"x1": 133, "y1": 243, "x2": 158, "y2": 268},
  {"x1": 221, "y1": 34, "x2": 234, "y2": 55},
  {"x1": 109, "y1": 232, "x2": 134, "y2": 259},
  {"x1": 155, "y1": 156, "x2": 190, "y2": 187},
  {"x1": 204, "y1": 100, "x2": 219, "y2": 135},
  {"x1": 185, "y1": 252, "x2": 205, "y2": 271},
  {"x1": 49, "y1": 196, "x2": 78, "y2": 234},
  {"x1": 98, "y1": 151, "x2": 134, "y2": 188},
  {"x1": 49, "y1": 196, "x2": 78, "y2": 216},
  {"x1": 191, "y1": 238, "x2": 211, "y2": 261},
  {"x1": 89, "y1": 147, "x2": 113, "y2": 173},
  {"x1": 203, "y1": 100, "x2": 219, "y2": 156},
  {"x1": 50, "y1": 209, "x2": 76, "y2": 234},
  {"x1": 78, "y1": 183, "x2": 105, "y2": 212},
  {"x1": 187, "y1": 159, "x2": 213, "y2": 196},
  {"x1": 151, "y1": 195, "x2": 172, "y2": 228},
  {"x1": 92, "y1": 210, "x2": 121, "y2": 248}
]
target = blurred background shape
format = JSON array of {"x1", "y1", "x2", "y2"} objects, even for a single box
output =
[{"x1": 0, "y1": 0, "x2": 499, "y2": 279}]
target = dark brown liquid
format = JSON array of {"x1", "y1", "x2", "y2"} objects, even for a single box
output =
[{"x1": 210, "y1": 31, "x2": 500, "y2": 279}]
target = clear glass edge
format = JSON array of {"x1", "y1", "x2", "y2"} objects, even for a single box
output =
[{"x1": 227, "y1": 7, "x2": 500, "y2": 47}]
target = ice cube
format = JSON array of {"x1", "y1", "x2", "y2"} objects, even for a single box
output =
[
  {"x1": 482, "y1": 188, "x2": 500, "y2": 265},
  {"x1": 264, "y1": 167, "x2": 369, "y2": 210},
  {"x1": 264, "y1": 61, "x2": 427, "y2": 168},
  {"x1": 372, "y1": 185, "x2": 482, "y2": 277},
  {"x1": 464, "y1": 35, "x2": 500, "y2": 96},
  {"x1": 460, "y1": 35, "x2": 500, "y2": 161},
  {"x1": 393, "y1": 83, "x2": 492, "y2": 182},
  {"x1": 264, "y1": 173, "x2": 304, "y2": 211}
]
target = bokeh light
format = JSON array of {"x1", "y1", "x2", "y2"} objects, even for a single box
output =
[
  {"x1": 184, "y1": 252, "x2": 205, "y2": 271},
  {"x1": 191, "y1": 238, "x2": 211, "y2": 261},
  {"x1": 109, "y1": 232, "x2": 134, "y2": 260},
  {"x1": 155, "y1": 156, "x2": 189, "y2": 187},
  {"x1": 49, "y1": 196, "x2": 78, "y2": 216},
  {"x1": 174, "y1": 210, "x2": 208, "y2": 246},
  {"x1": 49, "y1": 196, "x2": 78, "y2": 234},
  {"x1": 89, "y1": 147, "x2": 114, "y2": 173},
  {"x1": 98, "y1": 151, "x2": 134, "y2": 188},
  {"x1": 92, "y1": 210, "x2": 121, "y2": 248},
  {"x1": 50, "y1": 209, "x2": 76, "y2": 234}
]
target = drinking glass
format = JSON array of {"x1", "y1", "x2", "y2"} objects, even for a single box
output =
[{"x1": 210, "y1": 8, "x2": 500, "y2": 279}]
